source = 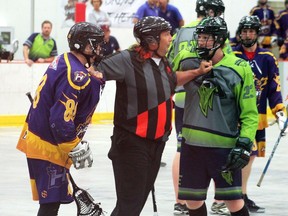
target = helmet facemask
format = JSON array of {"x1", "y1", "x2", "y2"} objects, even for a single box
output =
[
  {"x1": 67, "y1": 22, "x2": 104, "y2": 67},
  {"x1": 238, "y1": 16, "x2": 261, "y2": 48},
  {"x1": 204, "y1": 0, "x2": 225, "y2": 18},
  {"x1": 239, "y1": 29, "x2": 258, "y2": 48},
  {"x1": 194, "y1": 17, "x2": 227, "y2": 61},
  {"x1": 194, "y1": 33, "x2": 225, "y2": 60}
]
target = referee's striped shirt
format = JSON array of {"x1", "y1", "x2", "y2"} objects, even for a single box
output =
[{"x1": 97, "y1": 49, "x2": 177, "y2": 142}]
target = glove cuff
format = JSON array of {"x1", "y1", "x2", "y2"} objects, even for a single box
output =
[{"x1": 236, "y1": 137, "x2": 252, "y2": 152}]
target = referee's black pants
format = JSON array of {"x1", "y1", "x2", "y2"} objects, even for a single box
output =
[{"x1": 109, "y1": 126, "x2": 166, "y2": 216}]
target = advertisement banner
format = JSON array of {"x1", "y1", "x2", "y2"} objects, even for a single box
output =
[{"x1": 61, "y1": 0, "x2": 143, "y2": 28}]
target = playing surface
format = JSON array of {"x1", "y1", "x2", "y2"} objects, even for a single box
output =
[{"x1": 1, "y1": 123, "x2": 287, "y2": 215}]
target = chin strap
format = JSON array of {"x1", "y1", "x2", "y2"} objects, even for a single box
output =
[{"x1": 83, "y1": 54, "x2": 92, "y2": 68}]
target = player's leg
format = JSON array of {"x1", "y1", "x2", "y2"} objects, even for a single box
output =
[
  {"x1": 179, "y1": 144, "x2": 210, "y2": 216},
  {"x1": 212, "y1": 148, "x2": 246, "y2": 215},
  {"x1": 109, "y1": 126, "x2": 165, "y2": 216},
  {"x1": 242, "y1": 130, "x2": 265, "y2": 213},
  {"x1": 27, "y1": 159, "x2": 73, "y2": 216},
  {"x1": 37, "y1": 202, "x2": 60, "y2": 216},
  {"x1": 172, "y1": 105, "x2": 189, "y2": 214}
]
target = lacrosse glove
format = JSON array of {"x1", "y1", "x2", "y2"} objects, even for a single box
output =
[
  {"x1": 276, "y1": 110, "x2": 287, "y2": 133},
  {"x1": 69, "y1": 140, "x2": 93, "y2": 169},
  {"x1": 223, "y1": 137, "x2": 252, "y2": 172}
]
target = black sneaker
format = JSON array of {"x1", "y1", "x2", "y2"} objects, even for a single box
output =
[
  {"x1": 174, "y1": 203, "x2": 189, "y2": 215},
  {"x1": 243, "y1": 194, "x2": 265, "y2": 213}
]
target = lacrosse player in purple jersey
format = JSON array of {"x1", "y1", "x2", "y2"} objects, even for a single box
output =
[
  {"x1": 17, "y1": 22, "x2": 105, "y2": 216},
  {"x1": 233, "y1": 15, "x2": 287, "y2": 213}
]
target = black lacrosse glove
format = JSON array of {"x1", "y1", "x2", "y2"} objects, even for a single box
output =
[{"x1": 223, "y1": 137, "x2": 252, "y2": 171}]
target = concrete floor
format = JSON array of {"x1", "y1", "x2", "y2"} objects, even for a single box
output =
[{"x1": 0, "y1": 122, "x2": 287, "y2": 216}]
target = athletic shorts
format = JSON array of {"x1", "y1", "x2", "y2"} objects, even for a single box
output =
[
  {"x1": 27, "y1": 158, "x2": 73, "y2": 204},
  {"x1": 174, "y1": 105, "x2": 184, "y2": 152},
  {"x1": 178, "y1": 142, "x2": 242, "y2": 201},
  {"x1": 251, "y1": 129, "x2": 266, "y2": 157}
]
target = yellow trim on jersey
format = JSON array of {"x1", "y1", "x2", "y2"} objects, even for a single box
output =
[
  {"x1": 16, "y1": 122, "x2": 78, "y2": 169},
  {"x1": 64, "y1": 53, "x2": 91, "y2": 91}
]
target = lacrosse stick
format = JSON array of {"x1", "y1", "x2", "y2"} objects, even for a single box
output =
[
  {"x1": 257, "y1": 106, "x2": 288, "y2": 187},
  {"x1": 25, "y1": 92, "x2": 105, "y2": 215},
  {"x1": 151, "y1": 185, "x2": 158, "y2": 216},
  {"x1": 68, "y1": 172, "x2": 104, "y2": 216}
]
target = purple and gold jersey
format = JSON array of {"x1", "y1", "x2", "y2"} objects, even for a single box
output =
[
  {"x1": 17, "y1": 53, "x2": 103, "y2": 168},
  {"x1": 274, "y1": 9, "x2": 288, "y2": 39},
  {"x1": 250, "y1": 5, "x2": 276, "y2": 37},
  {"x1": 233, "y1": 45, "x2": 284, "y2": 130}
]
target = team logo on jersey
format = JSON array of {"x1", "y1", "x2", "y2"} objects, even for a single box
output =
[
  {"x1": 49, "y1": 56, "x2": 60, "y2": 70},
  {"x1": 73, "y1": 71, "x2": 87, "y2": 82}
]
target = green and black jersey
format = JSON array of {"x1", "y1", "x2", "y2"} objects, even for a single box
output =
[{"x1": 175, "y1": 50, "x2": 258, "y2": 148}]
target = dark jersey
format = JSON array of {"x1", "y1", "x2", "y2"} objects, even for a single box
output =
[
  {"x1": 274, "y1": 9, "x2": 288, "y2": 39},
  {"x1": 102, "y1": 36, "x2": 120, "y2": 56},
  {"x1": 17, "y1": 53, "x2": 103, "y2": 168},
  {"x1": 177, "y1": 50, "x2": 258, "y2": 147},
  {"x1": 97, "y1": 49, "x2": 177, "y2": 142},
  {"x1": 233, "y1": 45, "x2": 284, "y2": 129},
  {"x1": 250, "y1": 5, "x2": 276, "y2": 36}
]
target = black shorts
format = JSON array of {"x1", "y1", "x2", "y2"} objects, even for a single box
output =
[{"x1": 179, "y1": 143, "x2": 243, "y2": 201}]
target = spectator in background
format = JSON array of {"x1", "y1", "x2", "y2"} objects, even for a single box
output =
[
  {"x1": 274, "y1": 0, "x2": 288, "y2": 52},
  {"x1": 87, "y1": 0, "x2": 111, "y2": 27},
  {"x1": 100, "y1": 25, "x2": 120, "y2": 56},
  {"x1": 132, "y1": 0, "x2": 159, "y2": 24},
  {"x1": 23, "y1": 20, "x2": 58, "y2": 67},
  {"x1": 279, "y1": 36, "x2": 288, "y2": 60},
  {"x1": 158, "y1": 0, "x2": 184, "y2": 35},
  {"x1": 250, "y1": 0, "x2": 276, "y2": 49}
]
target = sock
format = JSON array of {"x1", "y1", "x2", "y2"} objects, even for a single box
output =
[
  {"x1": 188, "y1": 202, "x2": 207, "y2": 216},
  {"x1": 37, "y1": 202, "x2": 60, "y2": 216},
  {"x1": 231, "y1": 205, "x2": 249, "y2": 216}
]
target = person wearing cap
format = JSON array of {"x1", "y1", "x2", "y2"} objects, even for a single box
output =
[{"x1": 100, "y1": 25, "x2": 120, "y2": 57}]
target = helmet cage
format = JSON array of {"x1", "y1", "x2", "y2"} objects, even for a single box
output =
[
  {"x1": 238, "y1": 16, "x2": 261, "y2": 47},
  {"x1": 195, "y1": 0, "x2": 206, "y2": 17},
  {"x1": 67, "y1": 22, "x2": 104, "y2": 57},
  {"x1": 205, "y1": 0, "x2": 225, "y2": 17},
  {"x1": 194, "y1": 17, "x2": 228, "y2": 60}
]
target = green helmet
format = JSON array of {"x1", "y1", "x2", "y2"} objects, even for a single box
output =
[{"x1": 194, "y1": 16, "x2": 228, "y2": 60}]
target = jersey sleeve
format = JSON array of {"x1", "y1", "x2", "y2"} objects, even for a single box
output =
[
  {"x1": 23, "y1": 33, "x2": 39, "y2": 47},
  {"x1": 96, "y1": 50, "x2": 130, "y2": 81},
  {"x1": 234, "y1": 60, "x2": 259, "y2": 141},
  {"x1": 266, "y1": 54, "x2": 284, "y2": 114}
]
